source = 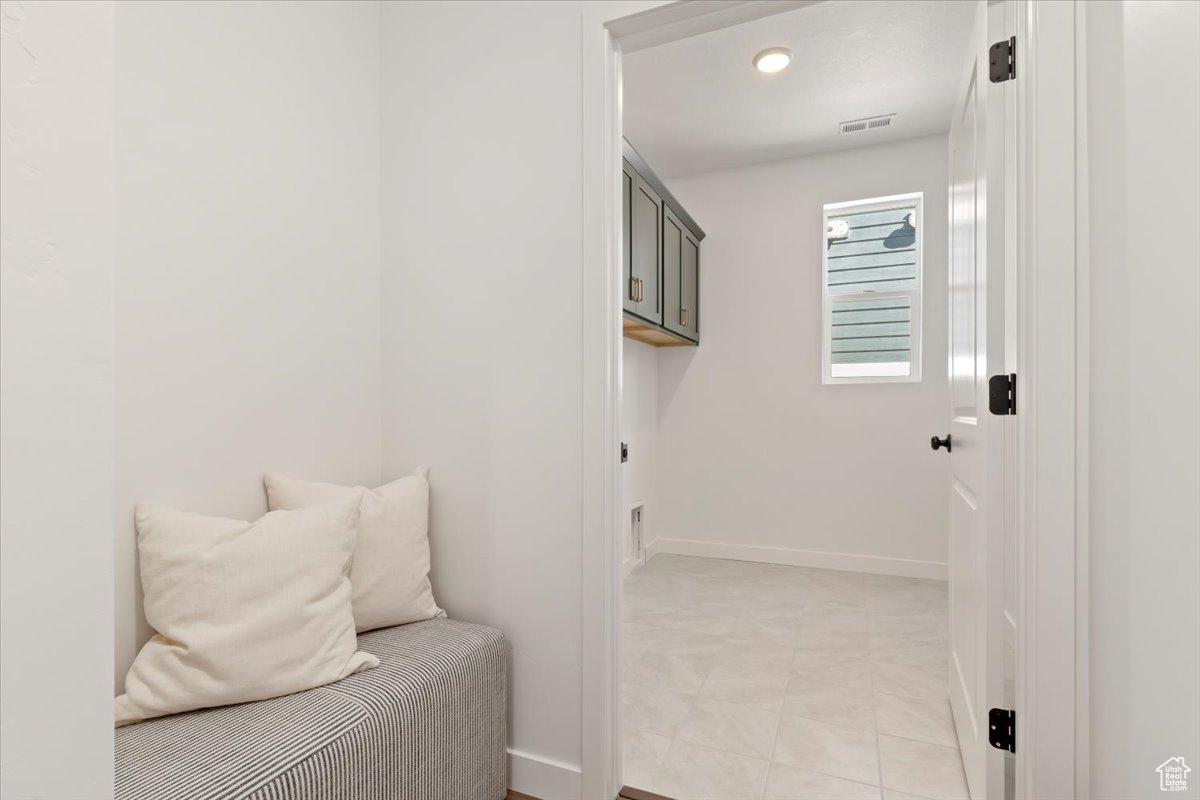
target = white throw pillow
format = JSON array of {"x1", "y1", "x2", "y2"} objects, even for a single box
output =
[
  {"x1": 115, "y1": 497, "x2": 379, "y2": 727},
  {"x1": 264, "y1": 468, "x2": 444, "y2": 632}
]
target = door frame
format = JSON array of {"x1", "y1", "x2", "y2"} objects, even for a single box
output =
[
  {"x1": 579, "y1": 2, "x2": 1088, "y2": 798},
  {"x1": 1009, "y1": 2, "x2": 1090, "y2": 797}
]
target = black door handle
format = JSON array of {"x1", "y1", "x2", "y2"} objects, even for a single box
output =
[{"x1": 931, "y1": 434, "x2": 952, "y2": 453}]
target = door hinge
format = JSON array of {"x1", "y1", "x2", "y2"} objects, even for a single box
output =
[
  {"x1": 988, "y1": 708, "x2": 1016, "y2": 753},
  {"x1": 989, "y1": 36, "x2": 1016, "y2": 83},
  {"x1": 989, "y1": 373, "x2": 1016, "y2": 415}
]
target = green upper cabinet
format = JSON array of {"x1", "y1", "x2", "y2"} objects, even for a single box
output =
[{"x1": 622, "y1": 141, "x2": 704, "y2": 346}]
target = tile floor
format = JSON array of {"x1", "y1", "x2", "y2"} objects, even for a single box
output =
[{"x1": 621, "y1": 554, "x2": 968, "y2": 800}]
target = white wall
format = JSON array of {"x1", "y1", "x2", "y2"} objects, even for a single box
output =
[
  {"x1": 114, "y1": 0, "x2": 383, "y2": 687},
  {"x1": 0, "y1": 2, "x2": 116, "y2": 796},
  {"x1": 651, "y1": 136, "x2": 951, "y2": 577},
  {"x1": 622, "y1": 339, "x2": 660, "y2": 561},
  {"x1": 1085, "y1": 2, "x2": 1200, "y2": 796},
  {"x1": 379, "y1": 2, "x2": 590, "y2": 794}
]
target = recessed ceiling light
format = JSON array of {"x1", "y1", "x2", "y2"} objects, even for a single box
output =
[{"x1": 753, "y1": 47, "x2": 792, "y2": 74}]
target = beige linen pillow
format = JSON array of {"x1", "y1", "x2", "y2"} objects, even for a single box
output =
[
  {"x1": 114, "y1": 497, "x2": 378, "y2": 727},
  {"x1": 264, "y1": 468, "x2": 444, "y2": 632}
]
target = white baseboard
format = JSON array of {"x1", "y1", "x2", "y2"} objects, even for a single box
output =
[
  {"x1": 649, "y1": 537, "x2": 946, "y2": 581},
  {"x1": 508, "y1": 748, "x2": 581, "y2": 800}
]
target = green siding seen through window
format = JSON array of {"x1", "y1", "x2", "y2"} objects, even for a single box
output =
[
  {"x1": 826, "y1": 206, "x2": 917, "y2": 295},
  {"x1": 823, "y1": 195, "x2": 922, "y2": 382},
  {"x1": 830, "y1": 296, "x2": 912, "y2": 365}
]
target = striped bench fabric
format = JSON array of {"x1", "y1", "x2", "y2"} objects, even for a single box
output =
[{"x1": 115, "y1": 619, "x2": 507, "y2": 800}]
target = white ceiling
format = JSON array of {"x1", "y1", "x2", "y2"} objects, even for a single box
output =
[{"x1": 622, "y1": 0, "x2": 975, "y2": 178}]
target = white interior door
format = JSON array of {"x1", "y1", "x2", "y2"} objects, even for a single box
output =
[{"x1": 946, "y1": 2, "x2": 1008, "y2": 798}]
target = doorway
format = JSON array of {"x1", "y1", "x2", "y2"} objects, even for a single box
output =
[
  {"x1": 589, "y1": 2, "x2": 1010, "y2": 799},
  {"x1": 581, "y1": 2, "x2": 1083, "y2": 799},
  {"x1": 613, "y1": 2, "x2": 997, "y2": 797}
]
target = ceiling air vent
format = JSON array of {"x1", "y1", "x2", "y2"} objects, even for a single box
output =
[{"x1": 839, "y1": 114, "x2": 895, "y2": 135}]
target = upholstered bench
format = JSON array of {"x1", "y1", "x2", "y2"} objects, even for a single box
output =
[{"x1": 115, "y1": 619, "x2": 506, "y2": 800}]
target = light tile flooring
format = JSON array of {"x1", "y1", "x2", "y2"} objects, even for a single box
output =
[{"x1": 621, "y1": 555, "x2": 968, "y2": 800}]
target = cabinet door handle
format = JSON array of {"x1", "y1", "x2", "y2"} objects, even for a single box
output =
[
  {"x1": 629, "y1": 277, "x2": 637, "y2": 302},
  {"x1": 680, "y1": 307, "x2": 689, "y2": 327},
  {"x1": 637, "y1": 277, "x2": 644, "y2": 303}
]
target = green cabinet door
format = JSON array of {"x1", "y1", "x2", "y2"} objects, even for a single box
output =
[
  {"x1": 662, "y1": 204, "x2": 686, "y2": 337},
  {"x1": 662, "y1": 204, "x2": 699, "y2": 342},
  {"x1": 625, "y1": 160, "x2": 662, "y2": 324},
  {"x1": 682, "y1": 229, "x2": 699, "y2": 340},
  {"x1": 622, "y1": 164, "x2": 636, "y2": 315}
]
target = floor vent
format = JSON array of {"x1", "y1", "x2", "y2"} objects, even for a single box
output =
[
  {"x1": 629, "y1": 504, "x2": 644, "y2": 561},
  {"x1": 839, "y1": 114, "x2": 895, "y2": 135}
]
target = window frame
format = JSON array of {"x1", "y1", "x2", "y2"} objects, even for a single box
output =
[{"x1": 821, "y1": 191, "x2": 924, "y2": 385}]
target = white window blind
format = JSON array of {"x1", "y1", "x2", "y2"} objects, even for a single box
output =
[{"x1": 822, "y1": 193, "x2": 923, "y2": 383}]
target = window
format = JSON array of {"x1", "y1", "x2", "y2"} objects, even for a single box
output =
[{"x1": 822, "y1": 193, "x2": 923, "y2": 383}]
